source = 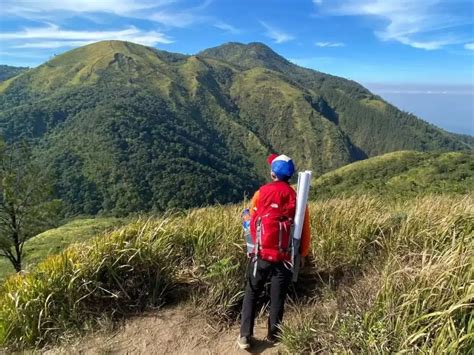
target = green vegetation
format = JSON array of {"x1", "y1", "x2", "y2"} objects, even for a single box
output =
[
  {"x1": 0, "y1": 65, "x2": 28, "y2": 82},
  {"x1": 281, "y1": 196, "x2": 473, "y2": 353},
  {"x1": 0, "y1": 41, "x2": 472, "y2": 352},
  {"x1": 0, "y1": 217, "x2": 127, "y2": 282},
  {"x1": 0, "y1": 207, "x2": 246, "y2": 346},
  {"x1": 0, "y1": 195, "x2": 472, "y2": 353},
  {"x1": 311, "y1": 151, "x2": 474, "y2": 200},
  {"x1": 0, "y1": 141, "x2": 61, "y2": 272},
  {"x1": 200, "y1": 42, "x2": 470, "y2": 157},
  {"x1": 0, "y1": 41, "x2": 471, "y2": 215},
  {"x1": 452, "y1": 133, "x2": 474, "y2": 148}
]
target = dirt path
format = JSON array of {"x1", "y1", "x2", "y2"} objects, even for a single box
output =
[
  {"x1": 45, "y1": 305, "x2": 282, "y2": 355},
  {"x1": 41, "y1": 269, "x2": 376, "y2": 354}
]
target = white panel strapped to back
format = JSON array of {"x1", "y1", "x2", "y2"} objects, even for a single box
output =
[
  {"x1": 291, "y1": 170, "x2": 312, "y2": 281},
  {"x1": 293, "y1": 171, "x2": 312, "y2": 241}
]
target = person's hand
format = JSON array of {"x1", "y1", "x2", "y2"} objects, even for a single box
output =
[{"x1": 300, "y1": 256, "x2": 306, "y2": 269}]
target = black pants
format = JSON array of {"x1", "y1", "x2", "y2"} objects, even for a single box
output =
[{"x1": 240, "y1": 258, "x2": 293, "y2": 338}]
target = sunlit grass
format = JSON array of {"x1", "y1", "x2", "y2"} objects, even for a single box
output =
[
  {"x1": 0, "y1": 217, "x2": 127, "y2": 282},
  {"x1": 282, "y1": 195, "x2": 473, "y2": 354},
  {"x1": 0, "y1": 195, "x2": 472, "y2": 353}
]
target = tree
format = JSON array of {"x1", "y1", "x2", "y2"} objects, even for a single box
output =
[{"x1": 0, "y1": 140, "x2": 61, "y2": 272}]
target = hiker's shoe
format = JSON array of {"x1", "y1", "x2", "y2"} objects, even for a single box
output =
[
  {"x1": 237, "y1": 336, "x2": 251, "y2": 350},
  {"x1": 266, "y1": 333, "x2": 279, "y2": 344}
]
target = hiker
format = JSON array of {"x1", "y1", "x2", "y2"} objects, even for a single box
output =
[{"x1": 237, "y1": 154, "x2": 311, "y2": 350}]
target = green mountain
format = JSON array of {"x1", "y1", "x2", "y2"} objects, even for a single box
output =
[
  {"x1": 0, "y1": 41, "x2": 470, "y2": 215},
  {"x1": 452, "y1": 133, "x2": 474, "y2": 148},
  {"x1": 0, "y1": 65, "x2": 28, "y2": 82},
  {"x1": 310, "y1": 150, "x2": 474, "y2": 200}
]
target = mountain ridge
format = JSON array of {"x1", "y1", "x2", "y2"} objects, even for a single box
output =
[{"x1": 0, "y1": 40, "x2": 471, "y2": 215}]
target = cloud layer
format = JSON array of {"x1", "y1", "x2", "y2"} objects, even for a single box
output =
[
  {"x1": 2, "y1": 0, "x2": 171, "y2": 18},
  {"x1": 0, "y1": 0, "x2": 239, "y2": 49},
  {"x1": 0, "y1": 24, "x2": 173, "y2": 48},
  {"x1": 314, "y1": 0, "x2": 473, "y2": 50}
]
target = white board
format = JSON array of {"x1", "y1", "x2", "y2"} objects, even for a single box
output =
[{"x1": 293, "y1": 170, "x2": 312, "y2": 240}]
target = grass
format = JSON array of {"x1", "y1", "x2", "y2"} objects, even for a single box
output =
[
  {"x1": 0, "y1": 207, "x2": 247, "y2": 347},
  {"x1": 311, "y1": 151, "x2": 474, "y2": 200},
  {"x1": 0, "y1": 217, "x2": 127, "y2": 282},
  {"x1": 31, "y1": 41, "x2": 165, "y2": 92},
  {"x1": 281, "y1": 195, "x2": 474, "y2": 354},
  {"x1": 0, "y1": 195, "x2": 472, "y2": 353},
  {"x1": 229, "y1": 66, "x2": 352, "y2": 172},
  {"x1": 360, "y1": 98, "x2": 387, "y2": 112}
]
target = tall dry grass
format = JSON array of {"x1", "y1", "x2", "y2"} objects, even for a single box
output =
[
  {"x1": 364, "y1": 196, "x2": 474, "y2": 353},
  {"x1": 309, "y1": 196, "x2": 392, "y2": 273},
  {"x1": 0, "y1": 195, "x2": 472, "y2": 353},
  {"x1": 0, "y1": 207, "x2": 248, "y2": 347},
  {"x1": 281, "y1": 195, "x2": 473, "y2": 354}
]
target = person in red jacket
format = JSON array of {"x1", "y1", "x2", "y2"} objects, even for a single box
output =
[{"x1": 237, "y1": 154, "x2": 311, "y2": 350}]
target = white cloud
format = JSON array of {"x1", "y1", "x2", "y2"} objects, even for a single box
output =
[
  {"x1": 149, "y1": 10, "x2": 205, "y2": 28},
  {"x1": 316, "y1": 41, "x2": 345, "y2": 47},
  {"x1": 260, "y1": 21, "x2": 294, "y2": 43},
  {"x1": 395, "y1": 36, "x2": 459, "y2": 50},
  {"x1": 2, "y1": 0, "x2": 173, "y2": 18},
  {"x1": 1, "y1": 0, "x2": 235, "y2": 50},
  {"x1": 2, "y1": 0, "x2": 216, "y2": 30},
  {"x1": 464, "y1": 43, "x2": 474, "y2": 50},
  {"x1": 0, "y1": 50, "x2": 45, "y2": 59},
  {"x1": 316, "y1": 0, "x2": 472, "y2": 50},
  {"x1": 213, "y1": 21, "x2": 241, "y2": 34},
  {"x1": 12, "y1": 41, "x2": 94, "y2": 49},
  {"x1": 0, "y1": 24, "x2": 173, "y2": 48}
]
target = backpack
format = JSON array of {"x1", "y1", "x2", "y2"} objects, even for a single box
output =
[{"x1": 250, "y1": 181, "x2": 296, "y2": 262}]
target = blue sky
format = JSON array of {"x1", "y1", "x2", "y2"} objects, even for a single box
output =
[{"x1": 0, "y1": 0, "x2": 473, "y2": 133}]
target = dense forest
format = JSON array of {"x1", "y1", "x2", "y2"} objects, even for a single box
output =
[{"x1": 0, "y1": 41, "x2": 471, "y2": 215}]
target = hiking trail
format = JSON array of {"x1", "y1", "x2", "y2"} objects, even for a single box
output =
[{"x1": 44, "y1": 304, "x2": 281, "y2": 354}]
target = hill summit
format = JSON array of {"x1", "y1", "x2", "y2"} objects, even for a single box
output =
[
  {"x1": 0, "y1": 40, "x2": 471, "y2": 215},
  {"x1": 199, "y1": 42, "x2": 293, "y2": 71}
]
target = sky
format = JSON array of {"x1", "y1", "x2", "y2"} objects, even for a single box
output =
[{"x1": 0, "y1": 0, "x2": 473, "y2": 133}]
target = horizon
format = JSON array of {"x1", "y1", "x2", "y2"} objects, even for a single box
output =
[{"x1": 1, "y1": 0, "x2": 473, "y2": 134}]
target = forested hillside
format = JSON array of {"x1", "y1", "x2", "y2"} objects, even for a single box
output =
[
  {"x1": 0, "y1": 41, "x2": 470, "y2": 215},
  {"x1": 452, "y1": 133, "x2": 474, "y2": 148},
  {"x1": 0, "y1": 65, "x2": 28, "y2": 82}
]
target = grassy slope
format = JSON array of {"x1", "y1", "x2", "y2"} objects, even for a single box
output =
[
  {"x1": 229, "y1": 67, "x2": 353, "y2": 172},
  {"x1": 0, "y1": 194, "x2": 472, "y2": 353},
  {"x1": 0, "y1": 217, "x2": 127, "y2": 282},
  {"x1": 311, "y1": 151, "x2": 474, "y2": 200}
]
